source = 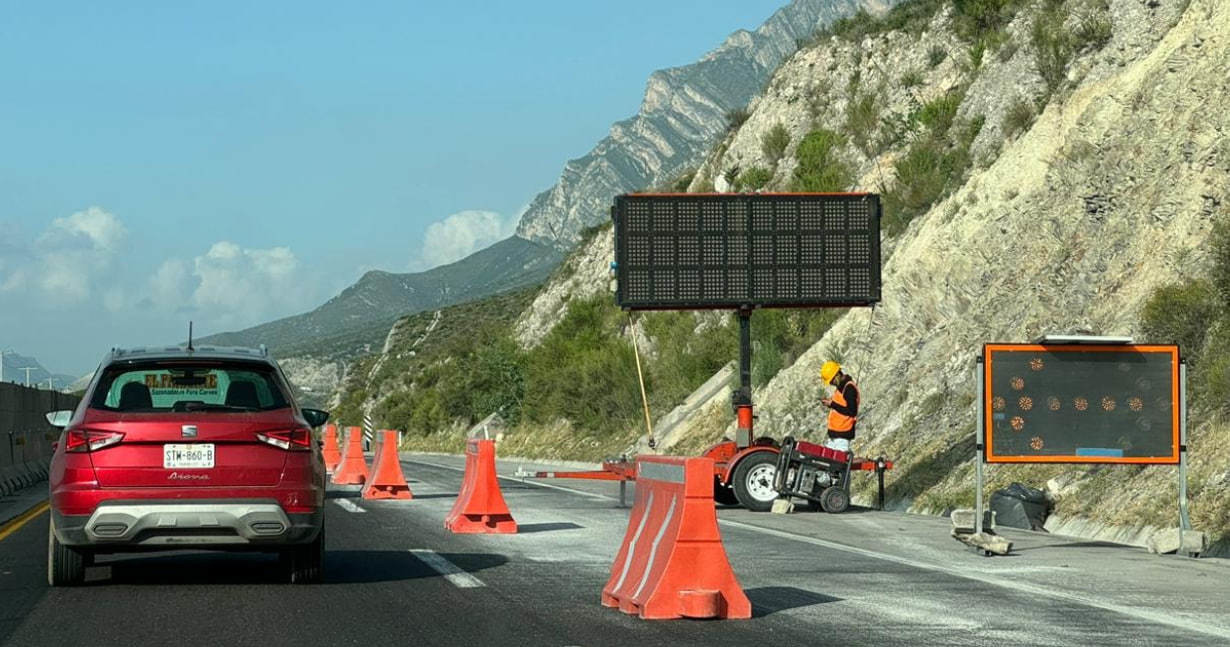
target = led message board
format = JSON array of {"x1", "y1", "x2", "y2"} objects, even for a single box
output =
[
  {"x1": 983, "y1": 344, "x2": 1181, "y2": 464},
  {"x1": 612, "y1": 193, "x2": 881, "y2": 310}
]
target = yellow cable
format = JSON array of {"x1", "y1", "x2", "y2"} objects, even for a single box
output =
[{"x1": 628, "y1": 312, "x2": 655, "y2": 449}]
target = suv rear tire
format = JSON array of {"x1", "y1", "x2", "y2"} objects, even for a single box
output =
[
  {"x1": 282, "y1": 524, "x2": 324, "y2": 584},
  {"x1": 48, "y1": 519, "x2": 87, "y2": 587}
]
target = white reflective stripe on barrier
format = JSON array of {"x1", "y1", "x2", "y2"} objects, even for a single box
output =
[
  {"x1": 637, "y1": 461, "x2": 685, "y2": 484},
  {"x1": 611, "y1": 490, "x2": 654, "y2": 594},
  {"x1": 632, "y1": 493, "x2": 678, "y2": 600}
]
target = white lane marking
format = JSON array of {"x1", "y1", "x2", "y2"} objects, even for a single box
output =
[
  {"x1": 718, "y1": 519, "x2": 1230, "y2": 643},
  {"x1": 403, "y1": 457, "x2": 612, "y2": 501},
  {"x1": 332, "y1": 498, "x2": 365, "y2": 513},
  {"x1": 409, "y1": 549, "x2": 486, "y2": 588},
  {"x1": 405, "y1": 456, "x2": 1230, "y2": 640}
]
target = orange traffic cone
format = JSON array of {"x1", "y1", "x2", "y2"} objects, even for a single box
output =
[
  {"x1": 362, "y1": 430, "x2": 412, "y2": 500},
  {"x1": 331, "y1": 427, "x2": 368, "y2": 485},
  {"x1": 321, "y1": 424, "x2": 341, "y2": 473}
]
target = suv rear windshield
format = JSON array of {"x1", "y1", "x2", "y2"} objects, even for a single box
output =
[{"x1": 89, "y1": 362, "x2": 290, "y2": 413}]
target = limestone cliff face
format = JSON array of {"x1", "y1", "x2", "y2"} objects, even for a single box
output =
[
  {"x1": 514, "y1": 0, "x2": 896, "y2": 249},
  {"x1": 744, "y1": 0, "x2": 1228, "y2": 537}
]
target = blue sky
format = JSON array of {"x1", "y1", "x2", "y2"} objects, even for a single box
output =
[{"x1": 0, "y1": 0, "x2": 786, "y2": 376}]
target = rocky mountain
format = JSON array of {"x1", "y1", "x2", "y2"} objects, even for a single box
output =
[
  {"x1": 0, "y1": 352, "x2": 76, "y2": 391},
  {"x1": 515, "y1": 0, "x2": 896, "y2": 248},
  {"x1": 197, "y1": 235, "x2": 562, "y2": 361}
]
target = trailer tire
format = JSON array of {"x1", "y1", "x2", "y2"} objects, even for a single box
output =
[
  {"x1": 732, "y1": 452, "x2": 779, "y2": 512},
  {"x1": 819, "y1": 486, "x2": 850, "y2": 514}
]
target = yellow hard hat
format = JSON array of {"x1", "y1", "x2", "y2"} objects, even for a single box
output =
[{"x1": 819, "y1": 361, "x2": 841, "y2": 384}]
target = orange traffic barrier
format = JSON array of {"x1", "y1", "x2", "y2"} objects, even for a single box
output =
[
  {"x1": 321, "y1": 424, "x2": 341, "y2": 473},
  {"x1": 444, "y1": 439, "x2": 517, "y2": 534},
  {"x1": 602, "y1": 456, "x2": 751, "y2": 620},
  {"x1": 330, "y1": 427, "x2": 369, "y2": 485},
  {"x1": 362, "y1": 430, "x2": 412, "y2": 500}
]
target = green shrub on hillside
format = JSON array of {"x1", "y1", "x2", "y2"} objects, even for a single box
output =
[
  {"x1": 1002, "y1": 98, "x2": 1035, "y2": 139},
  {"x1": 1140, "y1": 280, "x2": 1219, "y2": 362},
  {"x1": 927, "y1": 45, "x2": 947, "y2": 69},
  {"x1": 726, "y1": 107, "x2": 751, "y2": 132},
  {"x1": 791, "y1": 129, "x2": 854, "y2": 192},
  {"x1": 882, "y1": 90, "x2": 984, "y2": 235},
  {"x1": 736, "y1": 166, "x2": 773, "y2": 192},
  {"x1": 1210, "y1": 216, "x2": 1230, "y2": 310},
  {"x1": 845, "y1": 89, "x2": 881, "y2": 156},
  {"x1": 953, "y1": 0, "x2": 1028, "y2": 38},
  {"x1": 523, "y1": 297, "x2": 642, "y2": 437},
  {"x1": 1140, "y1": 213, "x2": 1230, "y2": 410},
  {"x1": 671, "y1": 169, "x2": 696, "y2": 192},
  {"x1": 1032, "y1": 7, "x2": 1076, "y2": 92},
  {"x1": 642, "y1": 312, "x2": 737, "y2": 410},
  {"x1": 810, "y1": 0, "x2": 944, "y2": 44},
  {"x1": 761, "y1": 123, "x2": 790, "y2": 165}
]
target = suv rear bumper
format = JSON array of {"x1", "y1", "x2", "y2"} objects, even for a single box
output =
[{"x1": 53, "y1": 499, "x2": 322, "y2": 549}]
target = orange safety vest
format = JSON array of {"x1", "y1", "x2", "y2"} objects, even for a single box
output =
[{"x1": 827, "y1": 381, "x2": 860, "y2": 432}]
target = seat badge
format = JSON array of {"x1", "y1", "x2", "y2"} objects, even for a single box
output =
[{"x1": 181, "y1": 425, "x2": 198, "y2": 438}]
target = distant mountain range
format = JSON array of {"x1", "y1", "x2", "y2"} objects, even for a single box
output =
[
  {"x1": 196, "y1": 235, "x2": 563, "y2": 358},
  {"x1": 515, "y1": 0, "x2": 891, "y2": 248},
  {"x1": 0, "y1": 351, "x2": 77, "y2": 390}
]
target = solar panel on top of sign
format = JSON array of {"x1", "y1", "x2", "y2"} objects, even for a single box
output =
[
  {"x1": 983, "y1": 344, "x2": 1181, "y2": 464},
  {"x1": 612, "y1": 193, "x2": 881, "y2": 310}
]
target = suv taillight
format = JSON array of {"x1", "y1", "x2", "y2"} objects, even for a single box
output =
[
  {"x1": 64, "y1": 429, "x2": 125, "y2": 453},
  {"x1": 256, "y1": 428, "x2": 312, "y2": 451}
]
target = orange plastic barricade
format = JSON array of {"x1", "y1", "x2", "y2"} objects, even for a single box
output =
[
  {"x1": 321, "y1": 424, "x2": 342, "y2": 473},
  {"x1": 362, "y1": 430, "x2": 412, "y2": 500},
  {"x1": 602, "y1": 456, "x2": 751, "y2": 620},
  {"x1": 444, "y1": 439, "x2": 517, "y2": 534},
  {"x1": 330, "y1": 427, "x2": 369, "y2": 485}
]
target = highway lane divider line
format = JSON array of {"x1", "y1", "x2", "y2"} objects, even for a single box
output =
[
  {"x1": 406, "y1": 456, "x2": 1230, "y2": 640},
  {"x1": 0, "y1": 500, "x2": 50, "y2": 543},
  {"x1": 402, "y1": 457, "x2": 612, "y2": 502},
  {"x1": 332, "y1": 498, "x2": 366, "y2": 513},
  {"x1": 717, "y1": 519, "x2": 1230, "y2": 643},
  {"x1": 409, "y1": 549, "x2": 485, "y2": 588}
]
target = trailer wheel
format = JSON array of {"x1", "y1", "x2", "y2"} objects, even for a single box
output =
[
  {"x1": 732, "y1": 452, "x2": 779, "y2": 512},
  {"x1": 713, "y1": 478, "x2": 740, "y2": 506},
  {"x1": 819, "y1": 486, "x2": 850, "y2": 514}
]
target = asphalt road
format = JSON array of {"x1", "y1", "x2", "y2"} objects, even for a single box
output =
[{"x1": 1, "y1": 455, "x2": 1227, "y2": 647}]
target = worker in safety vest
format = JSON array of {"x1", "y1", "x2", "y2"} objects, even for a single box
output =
[{"x1": 819, "y1": 361, "x2": 859, "y2": 453}]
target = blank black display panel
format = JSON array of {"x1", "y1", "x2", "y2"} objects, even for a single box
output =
[{"x1": 613, "y1": 193, "x2": 881, "y2": 310}]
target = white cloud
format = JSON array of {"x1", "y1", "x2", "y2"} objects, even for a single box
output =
[
  {"x1": 411, "y1": 209, "x2": 516, "y2": 271},
  {"x1": 188, "y1": 242, "x2": 305, "y2": 327},
  {"x1": 0, "y1": 206, "x2": 128, "y2": 304}
]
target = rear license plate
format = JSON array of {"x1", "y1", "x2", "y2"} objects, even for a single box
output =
[{"x1": 163, "y1": 444, "x2": 215, "y2": 469}]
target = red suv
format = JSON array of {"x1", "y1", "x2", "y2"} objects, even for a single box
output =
[{"x1": 45, "y1": 345, "x2": 328, "y2": 586}]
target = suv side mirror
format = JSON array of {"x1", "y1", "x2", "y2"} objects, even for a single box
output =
[
  {"x1": 45, "y1": 410, "x2": 73, "y2": 428},
  {"x1": 302, "y1": 408, "x2": 330, "y2": 428}
]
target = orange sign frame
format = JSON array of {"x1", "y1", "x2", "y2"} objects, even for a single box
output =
[{"x1": 983, "y1": 344, "x2": 1181, "y2": 464}]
